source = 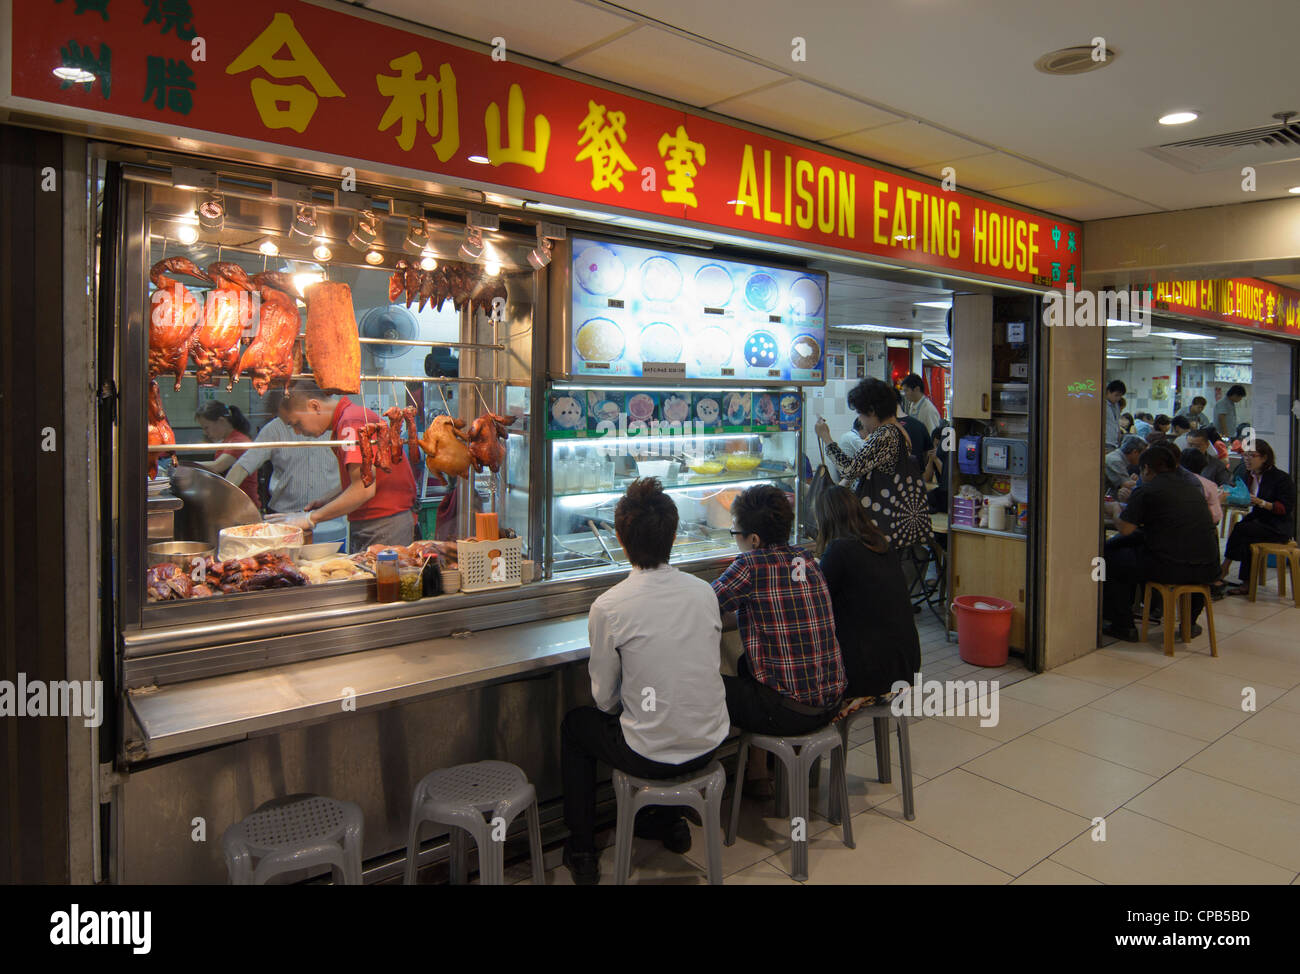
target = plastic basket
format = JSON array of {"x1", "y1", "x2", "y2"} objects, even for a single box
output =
[{"x1": 457, "y1": 537, "x2": 523, "y2": 592}]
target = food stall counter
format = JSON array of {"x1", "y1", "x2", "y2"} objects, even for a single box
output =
[{"x1": 127, "y1": 615, "x2": 592, "y2": 760}]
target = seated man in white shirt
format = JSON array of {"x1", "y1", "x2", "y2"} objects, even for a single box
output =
[{"x1": 561, "y1": 478, "x2": 731, "y2": 885}]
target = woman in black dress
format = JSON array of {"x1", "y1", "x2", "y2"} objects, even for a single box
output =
[
  {"x1": 1219, "y1": 438, "x2": 1296, "y2": 595},
  {"x1": 815, "y1": 486, "x2": 922, "y2": 715}
]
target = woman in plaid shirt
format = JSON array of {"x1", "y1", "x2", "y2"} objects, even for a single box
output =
[{"x1": 712, "y1": 485, "x2": 846, "y2": 793}]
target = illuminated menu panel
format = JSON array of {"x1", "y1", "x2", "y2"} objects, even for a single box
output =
[{"x1": 569, "y1": 238, "x2": 827, "y2": 384}]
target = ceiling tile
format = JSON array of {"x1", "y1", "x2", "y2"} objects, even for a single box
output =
[
  {"x1": 368, "y1": 0, "x2": 636, "y2": 63},
  {"x1": 913, "y1": 152, "x2": 1064, "y2": 192},
  {"x1": 708, "y1": 80, "x2": 902, "y2": 141},
  {"x1": 822, "y1": 120, "x2": 988, "y2": 170},
  {"x1": 991, "y1": 179, "x2": 1152, "y2": 221},
  {"x1": 564, "y1": 28, "x2": 788, "y2": 106}
]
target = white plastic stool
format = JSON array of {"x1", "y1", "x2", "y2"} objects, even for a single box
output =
[
  {"x1": 612, "y1": 760, "x2": 726, "y2": 885},
  {"x1": 726, "y1": 725, "x2": 853, "y2": 882},
  {"x1": 222, "y1": 794, "x2": 364, "y2": 885},
  {"x1": 403, "y1": 760, "x2": 543, "y2": 886}
]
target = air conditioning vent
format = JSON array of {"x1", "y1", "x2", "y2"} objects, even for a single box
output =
[
  {"x1": 1144, "y1": 118, "x2": 1300, "y2": 173},
  {"x1": 1033, "y1": 45, "x2": 1116, "y2": 75}
]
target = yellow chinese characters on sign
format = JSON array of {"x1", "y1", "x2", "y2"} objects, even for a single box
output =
[
  {"x1": 657, "y1": 125, "x2": 705, "y2": 207},
  {"x1": 485, "y1": 83, "x2": 550, "y2": 173},
  {"x1": 227, "y1": 12, "x2": 344, "y2": 133},
  {"x1": 575, "y1": 101, "x2": 635, "y2": 192},
  {"x1": 376, "y1": 52, "x2": 459, "y2": 162}
]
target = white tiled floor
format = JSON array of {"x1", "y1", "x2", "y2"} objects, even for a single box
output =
[{"x1": 524, "y1": 585, "x2": 1300, "y2": 885}]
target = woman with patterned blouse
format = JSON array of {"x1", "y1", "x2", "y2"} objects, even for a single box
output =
[{"x1": 814, "y1": 377, "x2": 933, "y2": 549}]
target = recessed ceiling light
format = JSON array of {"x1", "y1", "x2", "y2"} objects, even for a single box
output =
[
  {"x1": 419, "y1": 254, "x2": 437, "y2": 272},
  {"x1": 1158, "y1": 111, "x2": 1198, "y2": 125},
  {"x1": 364, "y1": 250, "x2": 385, "y2": 265},
  {"x1": 468, "y1": 155, "x2": 490, "y2": 165},
  {"x1": 258, "y1": 237, "x2": 279, "y2": 256},
  {"x1": 914, "y1": 300, "x2": 952, "y2": 310},
  {"x1": 175, "y1": 223, "x2": 198, "y2": 245},
  {"x1": 312, "y1": 242, "x2": 333, "y2": 261},
  {"x1": 1288, "y1": 186, "x2": 1300, "y2": 194}
]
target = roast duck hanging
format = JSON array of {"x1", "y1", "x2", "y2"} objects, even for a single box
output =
[
  {"x1": 192, "y1": 261, "x2": 255, "y2": 388},
  {"x1": 148, "y1": 257, "x2": 211, "y2": 391},
  {"x1": 231, "y1": 271, "x2": 302, "y2": 395}
]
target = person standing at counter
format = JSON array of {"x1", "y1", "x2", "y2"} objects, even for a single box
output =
[
  {"x1": 901, "y1": 373, "x2": 942, "y2": 438},
  {"x1": 188, "y1": 401, "x2": 258, "y2": 506},
  {"x1": 282, "y1": 381, "x2": 417, "y2": 552},
  {"x1": 712, "y1": 485, "x2": 845, "y2": 794},
  {"x1": 1215, "y1": 385, "x2": 1246, "y2": 438},
  {"x1": 560, "y1": 479, "x2": 730, "y2": 885},
  {"x1": 223, "y1": 392, "x2": 346, "y2": 541},
  {"x1": 1176, "y1": 395, "x2": 1208, "y2": 430},
  {"x1": 1103, "y1": 380, "x2": 1126, "y2": 449}
]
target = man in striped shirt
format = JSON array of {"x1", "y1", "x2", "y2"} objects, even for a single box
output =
[{"x1": 712, "y1": 485, "x2": 845, "y2": 793}]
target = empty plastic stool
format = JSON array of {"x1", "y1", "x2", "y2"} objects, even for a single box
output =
[
  {"x1": 1248, "y1": 541, "x2": 1300, "y2": 606},
  {"x1": 832, "y1": 701, "x2": 917, "y2": 822},
  {"x1": 612, "y1": 761, "x2": 726, "y2": 885},
  {"x1": 1141, "y1": 581, "x2": 1218, "y2": 657},
  {"x1": 726, "y1": 725, "x2": 853, "y2": 882},
  {"x1": 403, "y1": 760, "x2": 543, "y2": 886},
  {"x1": 222, "y1": 794, "x2": 364, "y2": 885}
]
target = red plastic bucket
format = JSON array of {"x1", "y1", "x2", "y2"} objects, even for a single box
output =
[{"x1": 953, "y1": 596, "x2": 1014, "y2": 666}]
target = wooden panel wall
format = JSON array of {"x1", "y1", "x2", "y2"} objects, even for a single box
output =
[
  {"x1": 1040, "y1": 318, "x2": 1105, "y2": 668},
  {"x1": 0, "y1": 125, "x2": 70, "y2": 882}
]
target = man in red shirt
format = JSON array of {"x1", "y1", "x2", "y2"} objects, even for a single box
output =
[{"x1": 283, "y1": 381, "x2": 417, "y2": 552}]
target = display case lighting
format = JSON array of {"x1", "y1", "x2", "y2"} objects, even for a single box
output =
[
  {"x1": 197, "y1": 191, "x2": 225, "y2": 231},
  {"x1": 404, "y1": 218, "x2": 430, "y2": 254},
  {"x1": 364, "y1": 250, "x2": 385, "y2": 265},
  {"x1": 175, "y1": 222, "x2": 199, "y2": 245},
  {"x1": 419, "y1": 251, "x2": 438, "y2": 271},
  {"x1": 258, "y1": 237, "x2": 280, "y2": 256},
  {"x1": 348, "y1": 210, "x2": 379, "y2": 250},
  {"x1": 460, "y1": 225, "x2": 484, "y2": 260},
  {"x1": 289, "y1": 204, "x2": 317, "y2": 242},
  {"x1": 312, "y1": 241, "x2": 333, "y2": 261}
]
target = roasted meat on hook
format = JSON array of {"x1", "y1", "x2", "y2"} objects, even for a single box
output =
[
  {"x1": 146, "y1": 378, "x2": 177, "y2": 479},
  {"x1": 466, "y1": 411, "x2": 516, "y2": 473},
  {"x1": 419, "y1": 414, "x2": 471, "y2": 484},
  {"x1": 389, "y1": 260, "x2": 407, "y2": 303},
  {"x1": 148, "y1": 257, "x2": 211, "y2": 391},
  {"x1": 193, "y1": 261, "x2": 255, "y2": 387},
  {"x1": 231, "y1": 272, "x2": 301, "y2": 395}
]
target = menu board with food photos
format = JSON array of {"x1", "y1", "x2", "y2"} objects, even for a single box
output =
[
  {"x1": 546, "y1": 387, "x2": 803, "y2": 438},
  {"x1": 567, "y1": 237, "x2": 827, "y2": 384}
]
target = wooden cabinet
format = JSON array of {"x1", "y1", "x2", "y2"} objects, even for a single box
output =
[
  {"x1": 949, "y1": 528, "x2": 1027, "y2": 649},
  {"x1": 950, "y1": 294, "x2": 992, "y2": 419}
]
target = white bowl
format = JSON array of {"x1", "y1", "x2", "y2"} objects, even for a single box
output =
[{"x1": 293, "y1": 541, "x2": 344, "y2": 561}]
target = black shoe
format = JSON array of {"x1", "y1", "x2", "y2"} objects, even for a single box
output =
[
  {"x1": 562, "y1": 844, "x2": 600, "y2": 885},
  {"x1": 682, "y1": 806, "x2": 703, "y2": 827},
  {"x1": 662, "y1": 819, "x2": 692, "y2": 855},
  {"x1": 1103, "y1": 622, "x2": 1139, "y2": 642}
]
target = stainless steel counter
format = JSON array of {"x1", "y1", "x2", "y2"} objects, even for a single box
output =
[{"x1": 127, "y1": 614, "x2": 592, "y2": 760}]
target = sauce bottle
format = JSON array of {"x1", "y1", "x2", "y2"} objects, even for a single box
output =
[{"x1": 375, "y1": 549, "x2": 400, "y2": 603}]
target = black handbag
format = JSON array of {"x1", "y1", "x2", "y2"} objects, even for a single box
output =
[{"x1": 804, "y1": 440, "x2": 836, "y2": 536}]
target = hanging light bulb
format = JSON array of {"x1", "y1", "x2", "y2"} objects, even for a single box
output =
[
  {"x1": 348, "y1": 210, "x2": 379, "y2": 251},
  {"x1": 289, "y1": 204, "x2": 317, "y2": 243},
  {"x1": 258, "y1": 236, "x2": 280, "y2": 256},
  {"x1": 312, "y1": 241, "x2": 333, "y2": 261},
  {"x1": 197, "y1": 191, "x2": 224, "y2": 231}
]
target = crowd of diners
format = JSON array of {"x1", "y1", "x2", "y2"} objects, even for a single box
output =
[
  {"x1": 1101, "y1": 379, "x2": 1296, "y2": 641},
  {"x1": 561, "y1": 374, "x2": 941, "y2": 884}
]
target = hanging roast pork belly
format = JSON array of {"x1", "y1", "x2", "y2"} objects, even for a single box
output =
[{"x1": 304, "y1": 281, "x2": 361, "y2": 394}]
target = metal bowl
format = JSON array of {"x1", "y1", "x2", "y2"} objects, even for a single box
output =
[{"x1": 148, "y1": 541, "x2": 214, "y2": 569}]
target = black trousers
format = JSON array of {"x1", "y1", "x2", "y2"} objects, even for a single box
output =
[
  {"x1": 561, "y1": 706, "x2": 716, "y2": 854},
  {"x1": 721, "y1": 655, "x2": 839, "y2": 738},
  {"x1": 1224, "y1": 516, "x2": 1290, "y2": 569},
  {"x1": 1102, "y1": 539, "x2": 1217, "y2": 629}
]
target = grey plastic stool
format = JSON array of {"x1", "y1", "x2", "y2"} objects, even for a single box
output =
[
  {"x1": 726, "y1": 725, "x2": 853, "y2": 882},
  {"x1": 612, "y1": 760, "x2": 726, "y2": 885},
  {"x1": 403, "y1": 760, "x2": 543, "y2": 886},
  {"x1": 222, "y1": 794, "x2": 364, "y2": 885},
  {"x1": 831, "y1": 701, "x2": 916, "y2": 822}
]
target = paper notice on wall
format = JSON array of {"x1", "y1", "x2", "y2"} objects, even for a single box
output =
[
  {"x1": 866, "y1": 339, "x2": 887, "y2": 380},
  {"x1": 1252, "y1": 379, "x2": 1276, "y2": 433}
]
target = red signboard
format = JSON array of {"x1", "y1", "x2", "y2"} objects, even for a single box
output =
[
  {"x1": 1153, "y1": 278, "x2": 1300, "y2": 338},
  {"x1": 7, "y1": 0, "x2": 1082, "y2": 287}
]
